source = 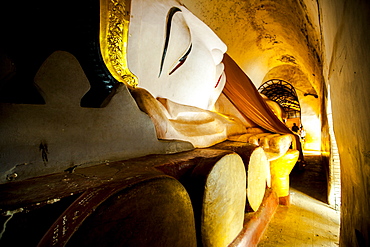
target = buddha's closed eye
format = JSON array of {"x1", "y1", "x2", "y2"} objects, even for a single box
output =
[
  {"x1": 159, "y1": 7, "x2": 191, "y2": 77},
  {"x1": 169, "y1": 44, "x2": 192, "y2": 75}
]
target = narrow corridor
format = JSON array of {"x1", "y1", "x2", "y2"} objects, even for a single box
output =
[{"x1": 258, "y1": 153, "x2": 340, "y2": 246}]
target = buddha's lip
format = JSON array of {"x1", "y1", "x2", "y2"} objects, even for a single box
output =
[
  {"x1": 215, "y1": 61, "x2": 225, "y2": 88},
  {"x1": 215, "y1": 73, "x2": 223, "y2": 88}
]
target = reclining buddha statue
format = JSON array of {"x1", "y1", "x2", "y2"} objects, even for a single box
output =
[{"x1": 125, "y1": 0, "x2": 300, "y2": 161}]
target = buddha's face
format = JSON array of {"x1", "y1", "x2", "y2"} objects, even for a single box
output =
[{"x1": 128, "y1": 0, "x2": 227, "y2": 110}]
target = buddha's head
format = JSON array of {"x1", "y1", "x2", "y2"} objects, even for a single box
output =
[{"x1": 128, "y1": 0, "x2": 227, "y2": 110}]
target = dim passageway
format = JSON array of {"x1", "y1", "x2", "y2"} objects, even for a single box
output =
[{"x1": 258, "y1": 153, "x2": 340, "y2": 246}]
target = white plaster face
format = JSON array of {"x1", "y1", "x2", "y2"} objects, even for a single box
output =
[{"x1": 128, "y1": 0, "x2": 227, "y2": 110}]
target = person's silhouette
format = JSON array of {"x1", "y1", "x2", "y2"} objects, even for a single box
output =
[{"x1": 291, "y1": 123, "x2": 299, "y2": 133}]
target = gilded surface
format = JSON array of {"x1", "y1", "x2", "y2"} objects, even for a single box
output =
[
  {"x1": 100, "y1": 0, "x2": 138, "y2": 87},
  {"x1": 270, "y1": 149, "x2": 300, "y2": 197}
]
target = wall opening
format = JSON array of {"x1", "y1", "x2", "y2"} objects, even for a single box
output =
[
  {"x1": 258, "y1": 79, "x2": 301, "y2": 129},
  {"x1": 326, "y1": 85, "x2": 341, "y2": 211}
]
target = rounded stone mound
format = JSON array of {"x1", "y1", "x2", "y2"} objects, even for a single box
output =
[
  {"x1": 200, "y1": 153, "x2": 247, "y2": 247},
  {"x1": 66, "y1": 177, "x2": 197, "y2": 247},
  {"x1": 247, "y1": 146, "x2": 271, "y2": 212}
]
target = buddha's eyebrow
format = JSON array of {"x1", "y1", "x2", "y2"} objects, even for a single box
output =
[{"x1": 159, "y1": 7, "x2": 182, "y2": 77}]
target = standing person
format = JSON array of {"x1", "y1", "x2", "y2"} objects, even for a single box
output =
[
  {"x1": 291, "y1": 123, "x2": 299, "y2": 133},
  {"x1": 299, "y1": 125, "x2": 306, "y2": 148}
]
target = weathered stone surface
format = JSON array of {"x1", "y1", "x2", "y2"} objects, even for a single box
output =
[
  {"x1": 0, "y1": 148, "x2": 237, "y2": 246},
  {"x1": 0, "y1": 142, "x2": 280, "y2": 247},
  {"x1": 270, "y1": 150, "x2": 300, "y2": 197},
  {"x1": 64, "y1": 177, "x2": 197, "y2": 247},
  {"x1": 0, "y1": 148, "x2": 233, "y2": 211},
  {"x1": 0, "y1": 51, "x2": 193, "y2": 184},
  {"x1": 210, "y1": 141, "x2": 270, "y2": 212},
  {"x1": 185, "y1": 153, "x2": 246, "y2": 247}
]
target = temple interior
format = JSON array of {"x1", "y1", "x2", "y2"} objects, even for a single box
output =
[{"x1": 0, "y1": 0, "x2": 369, "y2": 246}]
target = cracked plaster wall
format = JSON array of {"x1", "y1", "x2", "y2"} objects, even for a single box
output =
[{"x1": 320, "y1": 0, "x2": 370, "y2": 245}]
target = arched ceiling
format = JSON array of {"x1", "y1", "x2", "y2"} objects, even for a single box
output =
[
  {"x1": 263, "y1": 64, "x2": 320, "y2": 116},
  {"x1": 263, "y1": 64, "x2": 316, "y2": 95},
  {"x1": 181, "y1": 0, "x2": 323, "y2": 97},
  {"x1": 258, "y1": 79, "x2": 301, "y2": 113}
]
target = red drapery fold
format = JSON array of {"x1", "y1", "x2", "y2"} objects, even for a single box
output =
[{"x1": 222, "y1": 53, "x2": 303, "y2": 161}]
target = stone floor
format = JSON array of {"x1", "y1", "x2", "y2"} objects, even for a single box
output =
[{"x1": 258, "y1": 153, "x2": 341, "y2": 247}]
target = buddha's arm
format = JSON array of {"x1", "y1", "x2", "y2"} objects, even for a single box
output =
[
  {"x1": 158, "y1": 97, "x2": 248, "y2": 137},
  {"x1": 130, "y1": 87, "x2": 228, "y2": 147}
]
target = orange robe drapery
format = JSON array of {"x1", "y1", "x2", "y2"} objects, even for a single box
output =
[{"x1": 222, "y1": 53, "x2": 303, "y2": 161}]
